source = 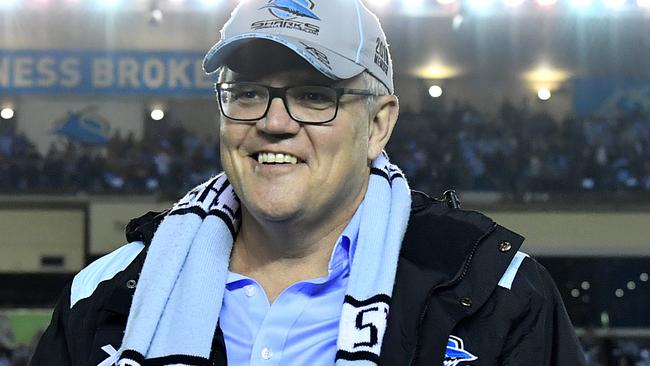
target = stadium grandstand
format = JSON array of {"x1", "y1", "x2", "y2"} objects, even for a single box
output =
[{"x1": 1, "y1": 0, "x2": 649, "y2": 365}]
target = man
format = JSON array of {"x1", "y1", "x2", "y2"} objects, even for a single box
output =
[{"x1": 32, "y1": 0, "x2": 586, "y2": 365}]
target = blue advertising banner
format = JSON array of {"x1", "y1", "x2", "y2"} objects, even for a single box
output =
[
  {"x1": 0, "y1": 50, "x2": 216, "y2": 96},
  {"x1": 574, "y1": 79, "x2": 650, "y2": 118}
]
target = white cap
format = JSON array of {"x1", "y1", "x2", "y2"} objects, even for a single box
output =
[{"x1": 203, "y1": 0, "x2": 394, "y2": 94}]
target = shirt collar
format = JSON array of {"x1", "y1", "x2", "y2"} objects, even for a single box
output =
[{"x1": 327, "y1": 199, "x2": 364, "y2": 272}]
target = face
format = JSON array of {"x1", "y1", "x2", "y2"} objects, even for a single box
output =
[{"x1": 218, "y1": 43, "x2": 375, "y2": 229}]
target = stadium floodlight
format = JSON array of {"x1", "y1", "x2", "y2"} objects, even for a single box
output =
[
  {"x1": 637, "y1": 0, "x2": 650, "y2": 7},
  {"x1": 603, "y1": 0, "x2": 626, "y2": 8},
  {"x1": 150, "y1": 7, "x2": 163, "y2": 24},
  {"x1": 0, "y1": 108, "x2": 14, "y2": 120},
  {"x1": 415, "y1": 61, "x2": 461, "y2": 79},
  {"x1": 536, "y1": 0, "x2": 558, "y2": 5},
  {"x1": 151, "y1": 109, "x2": 165, "y2": 121},
  {"x1": 428, "y1": 85, "x2": 443, "y2": 98},
  {"x1": 503, "y1": 0, "x2": 525, "y2": 7},
  {"x1": 452, "y1": 14, "x2": 463, "y2": 30},
  {"x1": 437, "y1": 0, "x2": 457, "y2": 4},
  {"x1": 537, "y1": 88, "x2": 551, "y2": 101}
]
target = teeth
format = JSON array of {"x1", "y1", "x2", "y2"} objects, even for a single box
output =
[{"x1": 256, "y1": 152, "x2": 299, "y2": 164}]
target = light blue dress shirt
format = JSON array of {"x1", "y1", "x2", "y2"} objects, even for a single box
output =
[{"x1": 220, "y1": 202, "x2": 363, "y2": 366}]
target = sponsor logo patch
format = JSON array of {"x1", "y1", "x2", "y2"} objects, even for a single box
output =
[{"x1": 444, "y1": 335, "x2": 478, "y2": 366}]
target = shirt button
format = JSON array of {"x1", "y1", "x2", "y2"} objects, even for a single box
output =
[
  {"x1": 261, "y1": 347, "x2": 273, "y2": 360},
  {"x1": 244, "y1": 285, "x2": 256, "y2": 297}
]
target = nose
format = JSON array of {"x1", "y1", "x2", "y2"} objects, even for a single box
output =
[{"x1": 257, "y1": 97, "x2": 300, "y2": 135}]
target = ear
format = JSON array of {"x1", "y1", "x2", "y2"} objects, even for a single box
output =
[{"x1": 367, "y1": 95, "x2": 399, "y2": 161}]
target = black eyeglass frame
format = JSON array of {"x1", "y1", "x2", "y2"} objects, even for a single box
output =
[{"x1": 214, "y1": 82, "x2": 383, "y2": 125}]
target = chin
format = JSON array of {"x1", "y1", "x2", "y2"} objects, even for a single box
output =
[
  {"x1": 243, "y1": 186, "x2": 308, "y2": 222},
  {"x1": 249, "y1": 200, "x2": 303, "y2": 223}
]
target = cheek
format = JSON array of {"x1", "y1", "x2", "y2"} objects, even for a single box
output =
[
  {"x1": 310, "y1": 116, "x2": 370, "y2": 177},
  {"x1": 220, "y1": 123, "x2": 248, "y2": 151},
  {"x1": 219, "y1": 123, "x2": 250, "y2": 172},
  {"x1": 334, "y1": 114, "x2": 370, "y2": 160}
]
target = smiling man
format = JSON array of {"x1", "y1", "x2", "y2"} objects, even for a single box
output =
[{"x1": 32, "y1": 1, "x2": 586, "y2": 365}]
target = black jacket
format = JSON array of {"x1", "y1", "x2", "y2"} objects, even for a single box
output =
[{"x1": 31, "y1": 192, "x2": 586, "y2": 365}]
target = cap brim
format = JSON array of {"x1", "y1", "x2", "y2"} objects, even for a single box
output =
[{"x1": 203, "y1": 33, "x2": 365, "y2": 81}]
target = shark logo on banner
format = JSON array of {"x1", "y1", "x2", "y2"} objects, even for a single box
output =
[
  {"x1": 260, "y1": 0, "x2": 320, "y2": 20},
  {"x1": 53, "y1": 106, "x2": 111, "y2": 144},
  {"x1": 444, "y1": 335, "x2": 478, "y2": 366}
]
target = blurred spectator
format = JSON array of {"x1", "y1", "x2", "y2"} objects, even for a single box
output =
[{"x1": 0, "y1": 313, "x2": 15, "y2": 366}]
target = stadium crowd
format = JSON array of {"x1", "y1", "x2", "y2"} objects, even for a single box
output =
[
  {"x1": 388, "y1": 99, "x2": 650, "y2": 196},
  {"x1": 1, "y1": 99, "x2": 650, "y2": 198}
]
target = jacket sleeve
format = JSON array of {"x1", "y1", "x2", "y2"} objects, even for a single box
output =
[
  {"x1": 500, "y1": 259, "x2": 587, "y2": 366},
  {"x1": 30, "y1": 283, "x2": 73, "y2": 366}
]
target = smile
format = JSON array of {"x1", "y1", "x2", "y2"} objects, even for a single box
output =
[{"x1": 255, "y1": 152, "x2": 300, "y2": 165}]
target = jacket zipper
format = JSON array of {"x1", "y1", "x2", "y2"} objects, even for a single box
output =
[{"x1": 406, "y1": 222, "x2": 498, "y2": 366}]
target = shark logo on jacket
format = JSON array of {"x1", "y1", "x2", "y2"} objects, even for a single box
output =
[
  {"x1": 444, "y1": 335, "x2": 478, "y2": 366},
  {"x1": 260, "y1": 0, "x2": 320, "y2": 20}
]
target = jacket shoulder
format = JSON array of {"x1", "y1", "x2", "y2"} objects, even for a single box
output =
[
  {"x1": 504, "y1": 253, "x2": 564, "y2": 302},
  {"x1": 70, "y1": 242, "x2": 145, "y2": 309},
  {"x1": 497, "y1": 255, "x2": 587, "y2": 364},
  {"x1": 67, "y1": 208, "x2": 166, "y2": 308},
  {"x1": 33, "y1": 241, "x2": 147, "y2": 365}
]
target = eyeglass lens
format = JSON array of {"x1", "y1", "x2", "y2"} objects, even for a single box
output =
[{"x1": 218, "y1": 83, "x2": 338, "y2": 123}]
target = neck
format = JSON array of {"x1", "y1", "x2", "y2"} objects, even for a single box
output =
[{"x1": 229, "y1": 183, "x2": 366, "y2": 302}]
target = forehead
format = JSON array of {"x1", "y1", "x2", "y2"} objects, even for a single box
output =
[{"x1": 220, "y1": 39, "x2": 335, "y2": 85}]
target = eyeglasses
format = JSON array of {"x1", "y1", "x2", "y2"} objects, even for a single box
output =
[{"x1": 215, "y1": 82, "x2": 381, "y2": 125}]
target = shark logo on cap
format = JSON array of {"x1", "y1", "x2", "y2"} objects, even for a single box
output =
[
  {"x1": 444, "y1": 335, "x2": 478, "y2": 366},
  {"x1": 260, "y1": 0, "x2": 320, "y2": 21}
]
